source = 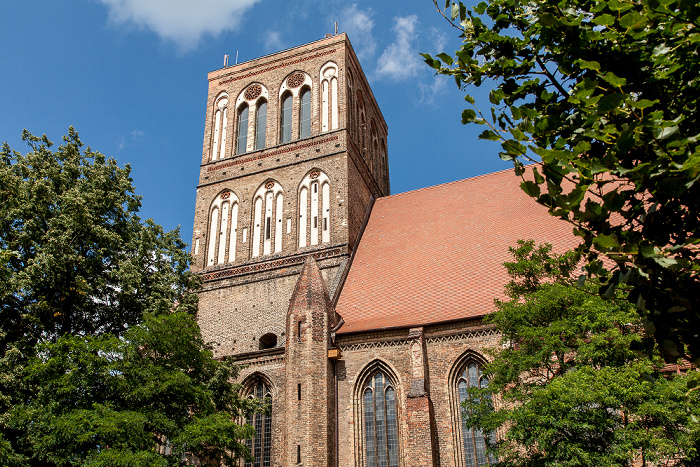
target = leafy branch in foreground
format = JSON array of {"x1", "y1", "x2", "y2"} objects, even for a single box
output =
[
  {"x1": 424, "y1": 0, "x2": 700, "y2": 363},
  {"x1": 464, "y1": 241, "x2": 699, "y2": 466}
]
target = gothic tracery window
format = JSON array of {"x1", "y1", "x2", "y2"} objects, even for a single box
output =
[
  {"x1": 299, "y1": 87, "x2": 311, "y2": 138},
  {"x1": 211, "y1": 93, "x2": 229, "y2": 161},
  {"x1": 455, "y1": 361, "x2": 496, "y2": 467},
  {"x1": 206, "y1": 191, "x2": 239, "y2": 267},
  {"x1": 280, "y1": 92, "x2": 293, "y2": 144},
  {"x1": 237, "y1": 104, "x2": 249, "y2": 155},
  {"x1": 320, "y1": 62, "x2": 339, "y2": 133},
  {"x1": 255, "y1": 99, "x2": 267, "y2": 150},
  {"x1": 243, "y1": 380, "x2": 272, "y2": 467},
  {"x1": 298, "y1": 170, "x2": 331, "y2": 248},
  {"x1": 361, "y1": 371, "x2": 399, "y2": 467},
  {"x1": 252, "y1": 181, "x2": 283, "y2": 258}
]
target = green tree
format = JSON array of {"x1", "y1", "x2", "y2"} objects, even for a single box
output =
[
  {"x1": 0, "y1": 129, "x2": 256, "y2": 465},
  {"x1": 423, "y1": 0, "x2": 700, "y2": 362},
  {"x1": 13, "y1": 312, "x2": 256, "y2": 466},
  {"x1": 463, "y1": 241, "x2": 699, "y2": 466}
]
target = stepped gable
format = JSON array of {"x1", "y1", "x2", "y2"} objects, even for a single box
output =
[{"x1": 335, "y1": 167, "x2": 579, "y2": 334}]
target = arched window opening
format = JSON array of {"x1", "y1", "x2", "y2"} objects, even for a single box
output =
[
  {"x1": 207, "y1": 206, "x2": 219, "y2": 266},
  {"x1": 206, "y1": 191, "x2": 239, "y2": 267},
  {"x1": 259, "y1": 333, "x2": 277, "y2": 350},
  {"x1": 299, "y1": 186, "x2": 308, "y2": 248},
  {"x1": 298, "y1": 171, "x2": 331, "y2": 248},
  {"x1": 237, "y1": 104, "x2": 249, "y2": 155},
  {"x1": 252, "y1": 181, "x2": 284, "y2": 258},
  {"x1": 299, "y1": 88, "x2": 311, "y2": 138},
  {"x1": 252, "y1": 196, "x2": 262, "y2": 258},
  {"x1": 362, "y1": 371, "x2": 399, "y2": 467},
  {"x1": 280, "y1": 93, "x2": 293, "y2": 144},
  {"x1": 211, "y1": 94, "x2": 229, "y2": 161},
  {"x1": 456, "y1": 361, "x2": 496, "y2": 467},
  {"x1": 320, "y1": 62, "x2": 339, "y2": 133},
  {"x1": 255, "y1": 100, "x2": 267, "y2": 150},
  {"x1": 244, "y1": 381, "x2": 272, "y2": 467}
]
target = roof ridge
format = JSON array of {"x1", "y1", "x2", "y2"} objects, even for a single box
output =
[{"x1": 381, "y1": 166, "x2": 519, "y2": 200}]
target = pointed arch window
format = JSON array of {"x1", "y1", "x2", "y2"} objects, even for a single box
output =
[
  {"x1": 299, "y1": 88, "x2": 311, "y2": 138},
  {"x1": 206, "y1": 191, "x2": 239, "y2": 267},
  {"x1": 237, "y1": 104, "x2": 249, "y2": 155},
  {"x1": 211, "y1": 94, "x2": 229, "y2": 161},
  {"x1": 255, "y1": 100, "x2": 267, "y2": 150},
  {"x1": 362, "y1": 372, "x2": 399, "y2": 467},
  {"x1": 244, "y1": 381, "x2": 272, "y2": 467},
  {"x1": 298, "y1": 171, "x2": 331, "y2": 248},
  {"x1": 320, "y1": 62, "x2": 339, "y2": 133},
  {"x1": 252, "y1": 181, "x2": 284, "y2": 258},
  {"x1": 455, "y1": 361, "x2": 496, "y2": 467},
  {"x1": 280, "y1": 93, "x2": 293, "y2": 144}
]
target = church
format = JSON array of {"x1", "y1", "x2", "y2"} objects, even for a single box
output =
[{"x1": 190, "y1": 34, "x2": 576, "y2": 467}]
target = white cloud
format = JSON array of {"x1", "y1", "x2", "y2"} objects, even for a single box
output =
[
  {"x1": 337, "y1": 4, "x2": 376, "y2": 60},
  {"x1": 97, "y1": 0, "x2": 260, "y2": 51},
  {"x1": 419, "y1": 75, "x2": 448, "y2": 105},
  {"x1": 263, "y1": 31, "x2": 284, "y2": 53},
  {"x1": 375, "y1": 15, "x2": 421, "y2": 81}
]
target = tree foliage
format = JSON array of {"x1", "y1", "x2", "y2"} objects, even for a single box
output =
[
  {"x1": 423, "y1": 0, "x2": 700, "y2": 362},
  {"x1": 465, "y1": 241, "x2": 699, "y2": 466},
  {"x1": 0, "y1": 130, "x2": 256, "y2": 465},
  {"x1": 13, "y1": 312, "x2": 256, "y2": 466}
]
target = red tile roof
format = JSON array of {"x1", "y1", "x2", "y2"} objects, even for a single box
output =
[{"x1": 335, "y1": 168, "x2": 579, "y2": 334}]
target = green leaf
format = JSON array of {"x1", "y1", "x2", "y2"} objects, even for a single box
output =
[
  {"x1": 520, "y1": 181, "x2": 540, "y2": 197},
  {"x1": 619, "y1": 11, "x2": 647, "y2": 29},
  {"x1": 592, "y1": 14, "x2": 615, "y2": 26},
  {"x1": 601, "y1": 72, "x2": 627, "y2": 87},
  {"x1": 654, "y1": 125, "x2": 679, "y2": 140},
  {"x1": 578, "y1": 60, "x2": 601, "y2": 71},
  {"x1": 436, "y1": 53, "x2": 454, "y2": 66},
  {"x1": 451, "y1": 2, "x2": 460, "y2": 20},
  {"x1": 461, "y1": 109, "x2": 477, "y2": 124},
  {"x1": 598, "y1": 93, "x2": 625, "y2": 113},
  {"x1": 479, "y1": 130, "x2": 501, "y2": 141},
  {"x1": 593, "y1": 234, "x2": 619, "y2": 250},
  {"x1": 630, "y1": 99, "x2": 657, "y2": 109}
]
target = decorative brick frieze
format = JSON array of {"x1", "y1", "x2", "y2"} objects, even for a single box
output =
[
  {"x1": 216, "y1": 48, "x2": 338, "y2": 86},
  {"x1": 205, "y1": 134, "x2": 340, "y2": 173},
  {"x1": 202, "y1": 247, "x2": 343, "y2": 282}
]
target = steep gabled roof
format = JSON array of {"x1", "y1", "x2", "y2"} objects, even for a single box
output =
[{"x1": 335, "y1": 168, "x2": 579, "y2": 334}]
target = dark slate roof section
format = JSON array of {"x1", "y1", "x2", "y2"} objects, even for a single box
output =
[{"x1": 335, "y1": 168, "x2": 579, "y2": 334}]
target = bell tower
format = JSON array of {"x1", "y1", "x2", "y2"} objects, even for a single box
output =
[{"x1": 191, "y1": 33, "x2": 389, "y2": 359}]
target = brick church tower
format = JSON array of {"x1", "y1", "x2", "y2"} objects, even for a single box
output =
[
  {"x1": 191, "y1": 34, "x2": 388, "y2": 466},
  {"x1": 191, "y1": 33, "x2": 388, "y2": 357}
]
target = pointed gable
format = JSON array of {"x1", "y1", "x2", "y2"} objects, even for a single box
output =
[{"x1": 287, "y1": 256, "x2": 339, "y2": 342}]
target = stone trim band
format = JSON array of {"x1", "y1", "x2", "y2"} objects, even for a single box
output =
[
  {"x1": 202, "y1": 247, "x2": 343, "y2": 282},
  {"x1": 206, "y1": 135, "x2": 339, "y2": 173},
  {"x1": 217, "y1": 49, "x2": 337, "y2": 86}
]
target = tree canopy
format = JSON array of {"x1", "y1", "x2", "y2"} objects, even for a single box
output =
[
  {"x1": 463, "y1": 241, "x2": 699, "y2": 466},
  {"x1": 423, "y1": 0, "x2": 700, "y2": 363},
  {"x1": 0, "y1": 129, "x2": 256, "y2": 465}
]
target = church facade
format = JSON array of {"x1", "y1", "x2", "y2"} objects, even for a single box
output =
[{"x1": 190, "y1": 34, "x2": 575, "y2": 467}]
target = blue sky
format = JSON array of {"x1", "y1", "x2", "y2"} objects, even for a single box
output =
[{"x1": 1, "y1": 0, "x2": 510, "y2": 244}]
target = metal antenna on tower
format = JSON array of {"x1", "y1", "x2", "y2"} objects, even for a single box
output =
[
  {"x1": 335, "y1": 21, "x2": 338, "y2": 35},
  {"x1": 235, "y1": 51, "x2": 239, "y2": 64},
  {"x1": 224, "y1": 54, "x2": 229, "y2": 67}
]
